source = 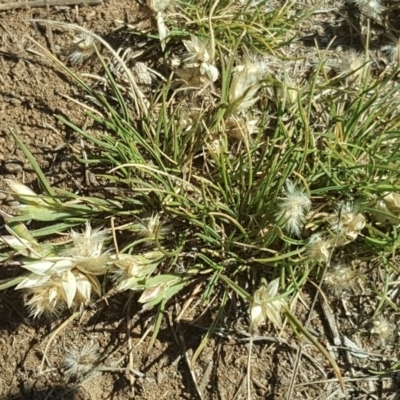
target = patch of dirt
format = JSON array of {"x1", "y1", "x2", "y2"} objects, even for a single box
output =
[
  {"x1": 0, "y1": 0, "x2": 144, "y2": 196},
  {"x1": 0, "y1": 287, "x2": 331, "y2": 400}
]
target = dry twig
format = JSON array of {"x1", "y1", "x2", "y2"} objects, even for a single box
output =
[{"x1": 0, "y1": 0, "x2": 102, "y2": 11}]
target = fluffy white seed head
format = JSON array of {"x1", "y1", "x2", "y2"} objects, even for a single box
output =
[
  {"x1": 112, "y1": 252, "x2": 163, "y2": 291},
  {"x1": 68, "y1": 33, "x2": 99, "y2": 65},
  {"x1": 328, "y1": 202, "x2": 365, "y2": 245},
  {"x1": 228, "y1": 55, "x2": 266, "y2": 113},
  {"x1": 276, "y1": 181, "x2": 311, "y2": 237},
  {"x1": 371, "y1": 316, "x2": 395, "y2": 344},
  {"x1": 20, "y1": 268, "x2": 96, "y2": 317},
  {"x1": 70, "y1": 223, "x2": 106, "y2": 256},
  {"x1": 25, "y1": 284, "x2": 64, "y2": 318},
  {"x1": 63, "y1": 222, "x2": 111, "y2": 275},
  {"x1": 147, "y1": 0, "x2": 171, "y2": 12},
  {"x1": 324, "y1": 264, "x2": 358, "y2": 295},
  {"x1": 307, "y1": 233, "x2": 334, "y2": 263},
  {"x1": 353, "y1": 0, "x2": 382, "y2": 18},
  {"x1": 183, "y1": 35, "x2": 211, "y2": 64},
  {"x1": 130, "y1": 213, "x2": 170, "y2": 241},
  {"x1": 339, "y1": 51, "x2": 369, "y2": 85},
  {"x1": 382, "y1": 38, "x2": 400, "y2": 65},
  {"x1": 63, "y1": 340, "x2": 101, "y2": 380}
]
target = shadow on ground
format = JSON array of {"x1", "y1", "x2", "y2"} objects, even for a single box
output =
[{"x1": 1, "y1": 385, "x2": 77, "y2": 400}]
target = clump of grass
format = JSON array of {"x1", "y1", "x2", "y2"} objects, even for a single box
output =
[{"x1": 2, "y1": 0, "x2": 400, "y2": 395}]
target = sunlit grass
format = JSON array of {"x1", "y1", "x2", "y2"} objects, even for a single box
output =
[{"x1": 2, "y1": 0, "x2": 400, "y2": 394}]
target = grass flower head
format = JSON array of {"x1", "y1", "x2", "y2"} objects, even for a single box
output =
[
  {"x1": 339, "y1": 51, "x2": 369, "y2": 85},
  {"x1": 63, "y1": 340, "x2": 101, "y2": 380},
  {"x1": 371, "y1": 316, "x2": 395, "y2": 344},
  {"x1": 371, "y1": 199, "x2": 399, "y2": 225},
  {"x1": 130, "y1": 213, "x2": 170, "y2": 241},
  {"x1": 183, "y1": 34, "x2": 211, "y2": 65},
  {"x1": 307, "y1": 233, "x2": 334, "y2": 263},
  {"x1": 112, "y1": 251, "x2": 163, "y2": 291},
  {"x1": 225, "y1": 115, "x2": 258, "y2": 139},
  {"x1": 353, "y1": 0, "x2": 382, "y2": 18},
  {"x1": 228, "y1": 55, "x2": 266, "y2": 113},
  {"x1": 324, "y1": 264, "x2": 358, "y2": 295},
  {"x1": 147, "y1": 0, "x2": 171, "y2": 12},
  {"x1": 199, "y1": 62, "x2": 219, "y2": 82},
  {"x1": 382, "y1": 192, "x2": 400, "y2": 215},
  {"x1": 14, "y1": 223, "x2": 109, "y2": 317},
  {"x1": 250, "y1": 278, "x2": 286, "y2": 329},
  {"x1": 329, "y1": 202, "x2": 365, "y2": 244},
  {"x1": 179, "y1": 35, "x2": 219, "y2": 84},
  {"x1": 16, "y1": 259, "x2": 97, "y2": 317},
  {"x1": 276, "y1": 181, "x2": 311, "y2": 237},
  {"x1": 176, "y1": 64, "x2": 218, "y2": 88},
  {"x1": 63, "y1": 222, "x2": 111, "y2": 276},
  {"x1": 147, "y1": 0, "x2": 173, "y2": 50},
  {"x1": 68, "y1": 33, "x2": 99, "y2": 65}
]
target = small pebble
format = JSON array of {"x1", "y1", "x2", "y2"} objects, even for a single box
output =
[
  {"x1": 5, "y1": 194, "x2": 14, "y2": 203},
  {"x1": 156, "y1": 371, "x2": 165, "y2": 385},
  {"x1": 3, "y1": 161, "x2": 23, "y2": 173},
  {"x1": 0, "y1": 192, "x2": 7, "y2": 200}
]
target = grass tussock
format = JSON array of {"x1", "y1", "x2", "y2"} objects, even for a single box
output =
[{"x1": 3, "y1": 0, "x2": 400, "y2": 395}]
